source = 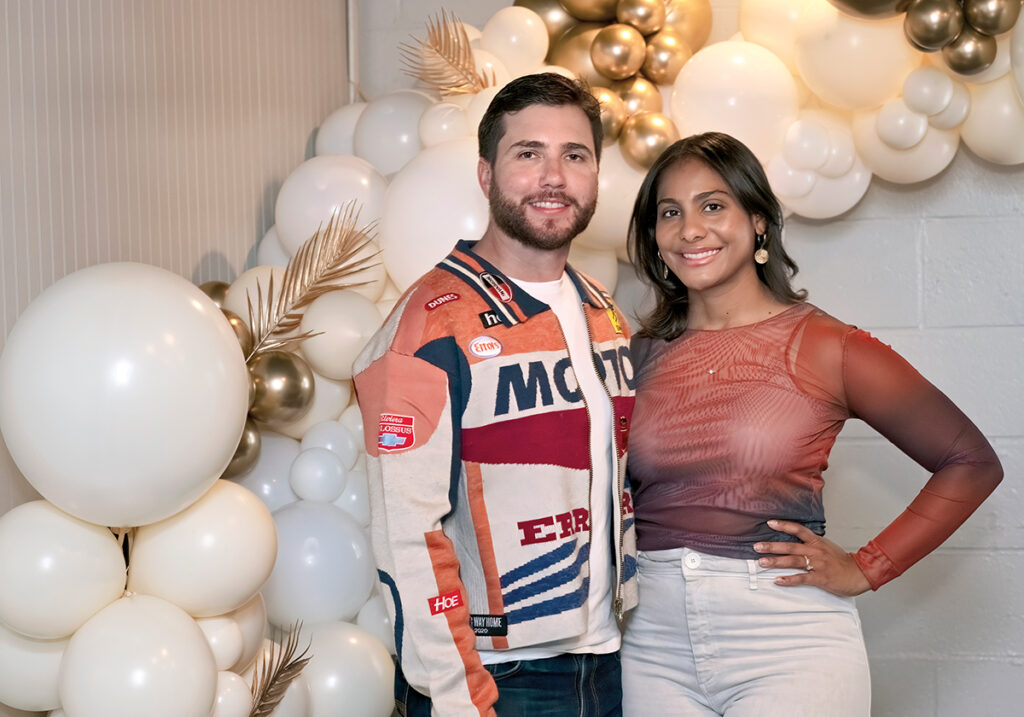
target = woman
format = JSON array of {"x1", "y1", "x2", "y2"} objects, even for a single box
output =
[{"x1": 620, "y1": 132, "x2": 1002, "y2": 716}]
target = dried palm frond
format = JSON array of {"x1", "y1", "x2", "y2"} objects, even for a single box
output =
[
  {"x1": 245, "y1": 201, "x2": 378, "y2": 362},
  {"x1": 249, "y1": 622, "x2": 312, "y2": 717},
  {"x1": 399, "y1": 8, "x2": 496, "y2": 96}
]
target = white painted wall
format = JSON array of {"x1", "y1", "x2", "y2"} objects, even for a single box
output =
[{"x1": 362, "y1": 1, "x2": 1022, "y2": 714}]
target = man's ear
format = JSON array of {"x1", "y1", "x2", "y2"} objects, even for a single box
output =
[{"x1": 477, "y1": 157, "x2": 492, "y2": 199}]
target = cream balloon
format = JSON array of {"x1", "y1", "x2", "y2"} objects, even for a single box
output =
[
  {"x1": 298, "y1": 290, "x2": 383, "y2": 381},
  {"x1": 222, "y1": 265, "x2": 284, "y2": 330},
  {"x1": 315, "y1": 102, "x2": 367, "y2": 156},
  {"x1": 273, "y1": 155, "x2": 387, "y2": 256},
  {"x1": 672, "y1": 41, "x2": 799, "y2": 161},
  {"x1": 875, "y1": 98, "x2": 929, "y2": 149},
  {"x1": 575, "y1": 142, "x2": 646, "y2": 253},
  {"x1": 960, "y1": 73, "x2": 1024, "y2": 164},
  {"x1": 239, "y1": 641, "x2": 313, "y2": 717},
  {"x1": 0, "y1": 263, "x2": 250, "y2": 528},
  {"x1": 902, "y1": 66, "x2": 955, "y2": 116},
  {"x1": 480, "y1": 6, "x2": 550, "y2": 77},
  {"x1": 465, "y1": 86, "x2": 503, "y2": 134},
  {"x1": 230, "y1": 430, "x2": 301, "y2": 513},
  {"x1": 339, "y1": 404, "x2": 365, "y2": 448},
  {"x1": 195, "y1": 616, "x2": 245, "y2": 671},
  {"x1": 127, "y1": 480, "x2": 277, "y2": 617},
  {"x1": 783, "y1": 118, "x2": 831, "y2": 170},
  {"x1": 0, "y1": 622, "x2": 66, "y2": 711},
  {"x1": 257, "y1": 225, "x2": 290, "y2": 266},
  {"x1": 1014, "y1": 11, "x2": 1024, "y2": 104},
  {"x1": 58, "y1": 595, "x2": 217, "y2": 717},
  {"x1": 274, "y1": 371, "x2": 352, "y2": 440},
  {"x1": 795, "y1": 0, "x2": 922, "y2": 111},
  {"x1": 419, "y1": 102, "x2": 471, "y2": 147},
  {"x1": 211, "y1": 671, "x2": 252, "y2": 717},
  {"x1": 513, "y1": 0, "x2": 578, "y2": 48},
  {"x1": 568, "y1": 245, "x2": 620, "y2": 293},
  {"x1": 852, "y1": 109, "x2": 960, "y2": 181},
  {"x1": 0, "y1": 501, "x2": 125, "y2": 639},
  {"x1": 379, "y1": 137, "x2": 489, "y2": 291},
  {"x1": 226, "y1": 592, "x2": 267, "y2": 673},
  {"x1": 303, "y1": 622, "x2": 395, "y2": 717},
  {"x1": 472, "y1": 49, "x2": 513, "y2": 89},
  {"x1": 766, "y1": 155, "x2": 817, "y2": 198},
  {"x1": 928, "y1": 78, "x2": 971, "y2": 128},
  {"x1": 740, "y1": 0, "x2": 814, "y2": 74},
  {"x1": 353, "y1": 90, "x2": 434, "y2": 176}
]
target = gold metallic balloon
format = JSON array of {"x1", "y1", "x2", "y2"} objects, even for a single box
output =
[
  {"x1": 248, "y1": 350, "x2": 315, "y2": 426},
  {"x1": 643, "y1": 28, "x2": 693, "y2": 85},
  {"x1": 549, "y1": 23, "x2": 607, "y2": 87},
  {"x1": 824, "y1": 0, "x2": 912, "y2": 18},
  {"x1": 221, "y1": 308, "x2": 253, "y2": 358},
  {"x1": 611, "y1": 75, "x2": 663, "y2": 115},
  {"x1": 903, "y1": 0, "x2": 964, "y2": 52},
  {"x1": 591, "y1": 86, "x2": 628, "y2": 144},
  {"x1": 198, "y1": 280, "x2": 229, "y2": 309},
  {"x1": 619, "y1": 112, "x2": 681, "y2": 169},
  {"x1": 559, "y1": 0, "x2": 618, "y2": 22},
  {"x1": 591, "y1": 24, "x2": 648, "y2": 81},
  {"x1": 963, "y1": 0, "x2": 1022, "y2": 36},
  {"x1": 664, "y1": 0, "x2": 713, "y2": 53},
  {"x1": 514, "y1": 0, "x2": 579, "y2": 50},
  {"x1": 942, "y1": 23, "x2": 998, "y2": 74},
  {"x1": 617, "y1": 0, "x2": 667, "y2": 36},
  {"x1": 222, "y1": 417, "x2": 261, "y2": 479}
]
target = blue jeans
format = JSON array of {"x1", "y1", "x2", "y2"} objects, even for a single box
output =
[{"x1": 397, "y1": 651, "x2": 623, "y2": 717}]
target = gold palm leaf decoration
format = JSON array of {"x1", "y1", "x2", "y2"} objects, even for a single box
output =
[
  {"x1": 399, "y1": 8, "x2": 496, "y2": 96},
  {"x1": 249, "y1": 622, "x2": 312, "y2": 717},
  {"x1": 245, "y1": 201, "x2": 378, "y2": 363}
]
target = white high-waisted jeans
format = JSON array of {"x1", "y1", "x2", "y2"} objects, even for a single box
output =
[{"x1": 622, "y1": 547, "x2": 870, "y2": 716}]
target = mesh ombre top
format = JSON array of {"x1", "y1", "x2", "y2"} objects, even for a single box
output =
[{"x1": 628, "y1": 302, "x2": 1002, "y2": 589}]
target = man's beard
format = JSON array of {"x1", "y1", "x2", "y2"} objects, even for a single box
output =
[{"x1": 489, "y1": 178, "x2": 597, "y2": 252}]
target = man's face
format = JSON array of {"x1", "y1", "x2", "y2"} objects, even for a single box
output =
[{"x1": 479, "y1": 104, "x2": 599, "y2": 252}]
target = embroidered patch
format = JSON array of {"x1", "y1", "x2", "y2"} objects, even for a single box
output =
[
  {"x1": 425, "y1": 292, "x2": 459, "y2": 311},
  {"x1": 377, "y1": 413, "x2": 415, "y2": 451},
  {"x1": 468, "y1": 335, "x2": 502, "y2": 359},
  {"x1": 479, "y1": 310, "x2": 502, "y2": 329},
  {"x1": 427, "y1": 590, "x2": 463, "y2": 615},
  {"x1": 480, "y1": 271, "x2": 513, "y2": 303},
  {"x1": 470, "y1": 614, "x2": 508, "y2": 637}
]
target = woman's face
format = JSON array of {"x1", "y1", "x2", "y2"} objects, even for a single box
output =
[{"x1": 653, "y1": 159, "x2": 765, "y2": 297}]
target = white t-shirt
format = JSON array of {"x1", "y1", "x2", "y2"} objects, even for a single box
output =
[{"x1": 478, "y1": 272, "x2": 619, "y2": 664}]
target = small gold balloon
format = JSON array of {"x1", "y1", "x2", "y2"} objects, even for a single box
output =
[
  {"x1": 559, "y1": 0, "x2": 618, "y2": 22},
  {"x1": 221, "y1": 308, "x2": 253, "y2": 358},
  {"x1": 591, "y1": 86, "x2": 628, "y2": 144},
  {"x1": 549, "y1": 23, "x2": 608, "y2": 87},
  {"x1": 942, "y1": 23, "x2": 998, "y2": 74},
  {"x1": 903, "y1": 0, "x2": 964, "y2": 52},
  {"x1": 198, "y1": 280, "x2": 229, "y2": 309},
  {"x1": 664, "y1": 0, "x2": 713, "y2": 53},
  {"x1": 222, "y1": 417, "x2": 261, "y2": 479},
  {"x1": 643, "y1": 28, "x2": 693, "y2": 85},
  {"x1": 591, "y1": 24, "x2": 648, "y2": 81},
  {"x1": 963, "y1": 0, "x2": 1022, "y2": 36},
  {"x1": 619, "y1": 112, "x2": 681, "y2": 170},
  {"x1": 248, "y1": 350, "x2": 315, "y2": 426},
  {"x1": 612, "y1": 74, "x2": 663, "y2": 115},
  {"x1": 514, "y1": 0, "x2": 579, "y2": 50},
  {"x1": 617, "y1": 0, "x2": 667, "y2": 35}
]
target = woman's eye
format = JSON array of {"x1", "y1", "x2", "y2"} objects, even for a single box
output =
[{"x1": 704, "y1": 201, "x2": 723, "y2": 212}]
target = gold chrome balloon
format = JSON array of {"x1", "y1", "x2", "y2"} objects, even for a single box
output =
[
  {"x1": 619, "y1": 112, "x2": 681, "y2": 169},
  {"x1": 549, "y1": 23, "x2": 608, "y2": 87},
  {"x1": 591, "y1": 86, "x2": 628, "y2": 144},
  {"x1": 221, "y1": 309, "x2": 253, "y2": 358},
  {"x1": 612, "y1": 74, "x2": 664, "y2": 115},
  {"x1": 664, "y1": 0, "x2": 713, "y2": 53},
  {"x1": 198, "y1": 280, "x2": 229, "y2": 309},
  {"x1": 617, "y1": 0, "x2": 667, "y2": 36},
  {"x1": 903, "y1": 0, "x2": 964, "y2": 52},
  {"x1": 963, "y1": 0, "x2": 1022, "y2": 36},
  {"x1": 942, "y1": 23, "x2": 998, "y2": 74},
  {"x1": 248, "y1": 350, "x2": 315, "y2": 426},
  {"x1": 591, "y1": 24, "x2": 648, "y2": 81},
  {"x1": 824, "y1": 0, "x2": 913, "y2": 18},
  {"x1": 514, "y1": 0, "x2": 579, "y2": 50},
  {"x1": 222, "y1": 417, "x2": 261, "y2": 479},
  {"x1": 559, "y1": 0, "x2": 618, "y2": 23},
  {"x1": 643, "y1": 28, "x2": 693, "y2": 85}
]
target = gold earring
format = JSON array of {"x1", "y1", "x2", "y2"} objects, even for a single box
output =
[{"x1": 754, "y1": 233, "x2": 769, "y2": 265}]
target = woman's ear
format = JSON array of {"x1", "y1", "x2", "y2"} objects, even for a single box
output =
[{"x1": 754, "y1": 215, "x2": 768, "y2": 236}]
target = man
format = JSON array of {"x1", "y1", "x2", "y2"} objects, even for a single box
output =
[{"x1": 353, "y1": 73, "x2": 638, "y2": 716}]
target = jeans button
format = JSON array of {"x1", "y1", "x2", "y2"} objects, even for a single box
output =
[{"x1": 684, "y1": 552, "x2": 701, "y2": 569}]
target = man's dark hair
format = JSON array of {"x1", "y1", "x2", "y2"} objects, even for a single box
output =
[{"x1": 477, "y1": 73, "x2": 603, "y2": 165}]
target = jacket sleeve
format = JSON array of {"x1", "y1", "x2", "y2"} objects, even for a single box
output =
[
  {"x1": 839, "y1": 329, "x2": 1003, "y2": 589},
  {"x1": 354, "y1": 340, "x2": 498, "y2": 717}
]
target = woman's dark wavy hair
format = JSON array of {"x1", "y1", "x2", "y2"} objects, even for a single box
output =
[{"x1": 627, "y1": 132, "x2": 806, "y2": 340}]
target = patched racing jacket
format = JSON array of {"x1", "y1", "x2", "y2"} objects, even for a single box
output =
[{"x1": 353, "y1": 240, "x2": 639, "y2": 716}]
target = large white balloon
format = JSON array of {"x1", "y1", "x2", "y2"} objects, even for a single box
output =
[
  {"x1": 419, "y1": 102, "x2": 472, "y2": 148},
  {"x1": 575, "y1": 143, "x2": 646, "y2": 253},
  {"x1": 58, "y1": 595, "x2": 217, "y2": 717},
  {"x1": 315, "y1": 102, "x2": 367, "y2": 157},
  {"x1": 795, "y1": 0, "x2": 921, "y2": 111},
  {"x1": 852, "y1": 110, "x2": 960, "y2": 182},
  {"x1": 297, "y1": 290, "x2": 383, "y2": 381},
  {"x1": 262, "y1": 502, "x2": 375, "y2": 627},
  {"x1": 274, "y1": 155, "x2": 387, "y2": 256},
  {"x1": 672, "y1": 41, "x2": 799, "y2": 161},
  {"x1": 379, "y1": 137, "x2": 489, "y2": 291},
  {"x1": 127, "y1": 480, "x2": 277, "y2": 617},
  {"x1": 0, "y1": 263, "x2": 249, "y2": 528},
  {"x1": 0, "y1": 622, "x2": 66, "y2": 711},
  {"x1": 480, "y1": 6, "x2": 550, "y2": 77},
  {"x1": 1013, "y1": 13, "x2": 1024, "y2": 104},
  {"x1": 960, "y1": 73, "x2": 1024, "y2": 165},
  {"x1": 0, "y1": 501, "x2": 125, "y2": 639},
  {"x1": 230, "y1": 430, "x2": 301, "y2": 513},
  {"x1": 353, "y1": 91, "x2": 435, "y2": 176},
  {"x1": 739, "y1": 0, "x2": 813, "y2": 74},
  {"x1": 303, "y1": 622, "x2": 394, "y2": 717}
]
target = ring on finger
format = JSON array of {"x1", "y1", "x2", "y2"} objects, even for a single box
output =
[{"x1": 804, "y1": 555, "x2": 814, "y2": 572}]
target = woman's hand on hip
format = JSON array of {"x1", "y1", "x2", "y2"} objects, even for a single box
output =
[{"x1": 753, "y1": 520, "x2": 872, "y2": 597}]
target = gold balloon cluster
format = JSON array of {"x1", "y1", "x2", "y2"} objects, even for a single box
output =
[{"x1": 515, "y1": 0, "x2": 712, "y2": 168}]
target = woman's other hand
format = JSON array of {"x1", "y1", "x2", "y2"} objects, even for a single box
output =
[{"x1": 753, "y1": 520, "x2": 872, "y2": 597}]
